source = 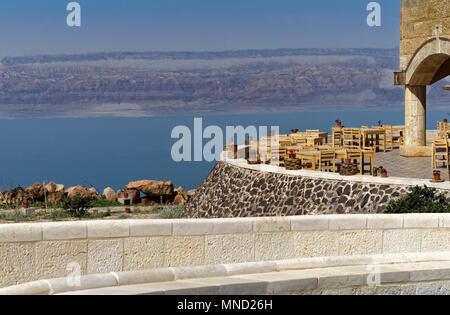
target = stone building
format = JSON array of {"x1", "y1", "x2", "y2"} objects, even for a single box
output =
[{"x1": 394, "y1": 0, "x2": 450, "y2": 156}]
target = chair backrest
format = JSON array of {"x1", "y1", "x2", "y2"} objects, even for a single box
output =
[
  {"x1": 384, "y1": 125, "x2": 393, "y2": 136},
  {"x1": 433, "y1": 139, "x2": 448, "y2": 149},
  {"x1": 346, "y1": 149, "x2": 362, "y2": 159},
  {"x1": 320, "y1": 151, "x2": 335, "y2": 160},
  {"x1": 298, "y1": 146, "x2": 315, "y2": 152},
  {"x1": 293, "y1": 138, "x2": 307, "y2": 145}
]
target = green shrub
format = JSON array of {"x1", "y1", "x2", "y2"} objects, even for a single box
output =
[
  {"x1": 89, "y1": 196, "x2": 121, "y2": 208},
  {"x1": 386, "y1": 186, "x2": 450, "y2": 214},
  {"x1": 61, "y1": 194, "x2": 95, "y2": 218},
  {"x1": 159, "y1": 206, "x2": 183, "y2": 219}
]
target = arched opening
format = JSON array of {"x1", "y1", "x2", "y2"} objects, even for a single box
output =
[
  {"x1": 400, "y1": 39, "x2": 450, "y2": 157},
  {"x1": 408, "y1": 53, "x2": 450, "y2": 86}
]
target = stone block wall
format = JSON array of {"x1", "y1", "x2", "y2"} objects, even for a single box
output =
[
  {"x1": 400, "y1": 0, "x2": 450, "y2": 70},
  {"x1": 183, "y1": 161, "x2": 450, "y2": 218},
  {"x1": 1, "y1": 214, "x2": 450, "y2": 288}
]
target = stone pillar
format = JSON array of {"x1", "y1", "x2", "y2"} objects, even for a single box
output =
[{"x1": 401, "y1": 85, "x2": 428, "y2": 157}]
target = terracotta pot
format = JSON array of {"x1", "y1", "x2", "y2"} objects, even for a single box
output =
[
  {"x1": 10, "y1": 206, "x2": 15, "y2": 210},
  {"x1": 381, "y1": 171, "x2": 388, "y2": 178},
  {"x1": 23, "y1": 203, "x2": 29, "y2": 209},
  {"x1": 434, "y1": 174, "x2": 441, "y2": 181},
  {"x1": 337, "y1": 122, "x2": 342, "y2": 127},
  {"x1": 123, "y1": 193, "x2": 129, "y2": 199},
  {"x1": 125, "y1": 208, "x2": 131, "y2": 214},
  {"x1": 345, "y1": 159, "x2": 351, "y2": 165},
  {"x1": 444, "y1": 119, "x2": 448, "y2": 124},
  {"x1": 41, "y1": 205, "x2": 45, "y2": 209}
]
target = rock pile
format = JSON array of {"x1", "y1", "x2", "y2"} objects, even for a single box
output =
[
  {"x1": 123, "y1": 180, "x2": 197, "y2": 206},
  {"x1": 0, "y1": 179, "x2": 196, "y2": 207},
  {"x1": 0, "y1": 181, "x2": 67, "y2": 205}
]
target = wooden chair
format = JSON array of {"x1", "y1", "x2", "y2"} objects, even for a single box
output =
[
  {"x1": 292, "y1": 137, "x2": 307, "y2": 146},
  {"x1": 384, "y1": 125, "x2": 402, "y2": 150},
  {"x1": 360, "y1": 149, "x2": 375, "y2": 175},
  {"x1": 270, "y1": 146, "x2": 287, "y2": 166},
  {"x1": 307, "y1": 137, "x2": 324, "y2": 147},
  {"x1": 332, "y1": 127, "x2": 343, "y2": 148},
  {"x1": 432, "y1": 139, "x2": 449, "y2": 168},
  {"x1": 438, "y1": 122, "x2": 450, "y2": 140},
  {"x1": 258, "y1": 137, "x2": 273, "y2": 164},
  {"x1": 342, "y1": 128, "x2": 362, "y2": 150},
  {"x1": 345, "y1": 149, "x2": 373, "y2": 175},
  {"x1": 346, "y1": 149, "x2": 363, "y2": 174},
  {"x1": 298, "y1": 153, "x2": 316, "y2": 170},
  {"x1": 319, "y1": 151, "x2": 336, "y2": 172}
]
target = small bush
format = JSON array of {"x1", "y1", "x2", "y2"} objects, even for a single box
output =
[
  {"x1": 89, "y1": 196, "x2": 121, "y2": 208},
  {"x1": 61, "y1": 194, "x2": 95, "y2": 218},
  {"x1": 159, "y1": 206, "x2": 183, "y2": 219},
  {"x1": 386, "y1": 186, "x2": 450, "y2": 214}
]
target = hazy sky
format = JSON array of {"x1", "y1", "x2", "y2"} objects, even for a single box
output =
[{"x1": 0, "y1": 0, "x2": 402, "y2": 57}]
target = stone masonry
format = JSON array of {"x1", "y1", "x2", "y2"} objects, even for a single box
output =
[{"x1": 183, "y1": 161, "x2": 450, "y2": 218}]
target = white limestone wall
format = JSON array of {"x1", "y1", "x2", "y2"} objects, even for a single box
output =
[{"x1": 1, "y1": 214, "x2": 450, "y2": 288}]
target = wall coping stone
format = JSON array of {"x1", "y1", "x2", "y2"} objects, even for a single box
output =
[
  {"x1": 0, "y1": 214, "x2": 449, "y2": 242},
  {"x1": 3, "y1": 251, "x2": 450, "y2": 295}
]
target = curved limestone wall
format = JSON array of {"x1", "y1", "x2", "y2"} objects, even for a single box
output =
[
  {"x1": 1, "y1": 214, "x2": 449, "y2": 288},
  {"x1": 184, "y1": 161, "x2": 450, "y2": 218}
]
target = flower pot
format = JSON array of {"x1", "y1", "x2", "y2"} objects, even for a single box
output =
[
  {"x1": 125, "y1": 208, "x2": 131, "y2": 214},
  {"x1": 123, "y1": 193, "x2": 129, "y2": 199},
  {"x1": 23, "y1": 203, "x2": 29, "y2": 209},
  {"x1": 345, "y1": 159, "x2": 351, "y2": 165},
  {"x1": 434, "y1": 174, "x2": 441, "y2": 181},
  {"x1": 41, "y1": 205, "x2": 45, "y2": 209},
  {"x1": 10, "y1": 206, "x2": 15, "y2": 210},
  {"x1": 381, "y1": 172, "x2": 388, "y2": 178},
  {"x1": 444, "y1": 119, "x2": 448, "y2": 124},
  {"x1": 337, "y1": 122, "x2": 342, "y2": 127}
]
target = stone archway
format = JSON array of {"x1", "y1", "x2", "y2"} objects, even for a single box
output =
[
  {"x1": 394, "y1": 0, "x2": 450, "y2": 157},
  {"x1": 406, "y1": 39, "x2": 450, "y2": 86}
]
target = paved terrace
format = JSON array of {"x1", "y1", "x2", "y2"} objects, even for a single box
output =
[
  {"x1": 368, "y1": 130, "x2": 441, "y2": 179},
  {"x1": 375, "y1": 149, "x2": 448, "y2": 180}
]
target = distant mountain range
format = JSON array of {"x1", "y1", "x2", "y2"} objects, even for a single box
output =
[{"x1": 0, "y1": 48, "x2": 448, "y2": 118}]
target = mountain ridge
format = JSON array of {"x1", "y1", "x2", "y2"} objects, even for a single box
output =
[{"x1": 0, "y1": 48, "x2": 447, "y2": 118}]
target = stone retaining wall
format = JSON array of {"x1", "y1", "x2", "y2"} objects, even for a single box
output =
[
  {"x1": 184, "y1": 161, "x2": 450, "y2": 218},
  {"x1": 1, "y1": 214, "x2": 449, "y2": 288}
]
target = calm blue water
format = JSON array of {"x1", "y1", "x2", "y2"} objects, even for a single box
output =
[{"x1": 0, "y1": 108, "x2": 448, "y2": 192}]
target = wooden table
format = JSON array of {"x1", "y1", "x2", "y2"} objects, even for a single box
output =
[
  {"x1": 286, "y1": 145, "x2": 331, "y2": 153},
  {"x1": 360, "y1": 128, "x2": 386, "y2": 152},
  {"x1": 291, "y1": 132, "x2": 328, "y2": 145},
  {"x1": 295, "y1": 149, "x2": 374, "y2": 174},
  {"x1": 296, "y1": 150, "x2": 347, "y2": 171}
]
